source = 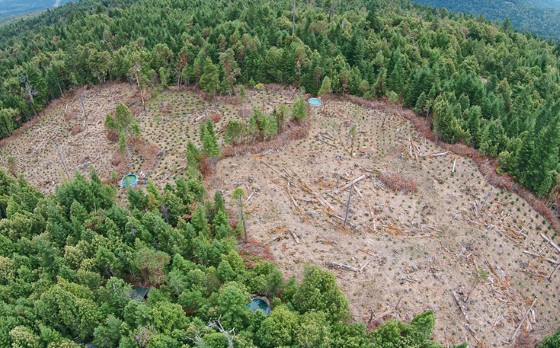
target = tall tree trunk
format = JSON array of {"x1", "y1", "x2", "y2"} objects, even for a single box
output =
[
  {"x1": 238, "y1": 196, "x2": 247, "y2": 242},
  {"x1": 292, "y1": 0, "x2": 296, "y2": 36},
  {"x1": 55, "y1": 143, "x2": 70, "y2": 179},
  {"x1": 134, "y1": 67, "x2": 146, "y2": 111},
  {"x1": 343, "y1": 183, "x2": 353, "y2": 227}
]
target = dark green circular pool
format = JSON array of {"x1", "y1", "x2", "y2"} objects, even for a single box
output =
[
  {"x1": 121, "y1": 173, "x2": 138, "y2": 188},
  {"x1": 246, "y1": 298, "x2": 271, "y2": 315}
]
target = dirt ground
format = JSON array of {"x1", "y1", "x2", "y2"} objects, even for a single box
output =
[
  {"x1": 2, "y1": 82, "x2": 559, "y2": 347},
  {"x1": 0, "y1": 83, "x2": 139, "y2": 191}
]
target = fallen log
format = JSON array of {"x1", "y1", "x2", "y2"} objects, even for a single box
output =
[
  {"x1": 522, "y1": 250, "x2": 560, "y2": 265},
  {"x1": 452, "y1": 291, "x2": 469, "y2": 321},
  {"x1": 541, "y1": 234, "x2": 560, "y2": 254},
  {"x1": 265, "y1": 236, "x2": 281, "y2": 245},
  {"x1": 464, "y1": 323, "x2": 481, "y2": 343},
  {"x1": 509, "y1": 297, "x2": 538, "y2": 344},
  {"x1": 359, "y1": 259, "x2": 371, "y2": 272},
  {"x1": 325, "y1": 261, "x2": 360, "y2": 272},
  {"x1": 423, "y1": 151, "x2": 448, "y2": 157},
  {"x1": 287, "y1": 182, "x2": 299, "y2": 209},
  {"x1": 290, "y1": 231, "x2": 300, "y2": 244},
  {"x1": 333, "y1": 174, "x2": 369, "y2": 194},
  {"x1": 547, "y1": 263, "x2": 560, "y2": 281}
]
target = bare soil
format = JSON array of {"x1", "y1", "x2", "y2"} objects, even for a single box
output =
[{"x1": 2, "y1": 82, "x2": 559, "y2": 347}]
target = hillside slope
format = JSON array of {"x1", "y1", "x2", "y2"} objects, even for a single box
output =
[
  {"x1": 411, "y1": 0, "x2": 560, "y2": 39},
  {"x1": 0, "y1": 0, "x2": 76, "y2": 20},
  {"x1": 3, "y1": 80, "x2": 560, "y2": 347}
]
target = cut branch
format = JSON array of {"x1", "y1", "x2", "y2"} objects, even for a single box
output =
[
  {"x1": 423, "y1": 151, "x2": 448, "y2": 157},
  {"x1": 245, "y1": 191, "x2": 255, "y2": 203},
  {"x1": 547, "y1": 263, "x2": 560, "y2": 281},
  {"x1": 333, "y1": 174, "x2": 369, "y2": 194},
  {"x1": 541, "y1": 234, "x2": 560, "y2": 254},
  {"x1": 325, "y1": 261, "x2": 360, "y2": 272},
  {"x1": 208, "y1": 318, "x2": 235, "y2": 348},
  {"x1": 509, "y1": 298, "x2": 538, "y2": 344},
  {"x1": 290, "y1": 231, "x2": 300, "y2": 244},
  {"x1": 452, "y1": 291, "x2": 469, "y2": 321},
  {"x1": 359, "y1": 259, "x2": 371, "y2": 272}
]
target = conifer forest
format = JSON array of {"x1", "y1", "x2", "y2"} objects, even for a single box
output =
[{"x1": 1, "y1": 0, "x2": 560, "y2": 347}]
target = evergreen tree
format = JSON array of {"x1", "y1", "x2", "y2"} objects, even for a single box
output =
[
  {"x1": 414, "y1": 92, "x2": 428, "y2": 116},
  {"x1": 539, "y1": 330, "x2": 560, "y2": 348},
  {"x1": 219, "y1": 49, "x2": 240, "y2": 95},
  {"x1": 200, "y1": 120, "x2": 220, "y2": 159},
  {"x1": 0, "y1": 108, "x2": 17, "y2": 138},
  {"x1": 292, "y1": 97, "x2": 307, "y2": 121},
  {"x1": 318, "y1": 76, "x2": 332, "y2": 98},
  {"x1": 520, "y1": 119, "x2": 560, "y2": 196},
  {"x1": 388, "y1": 53, "x2": 405, "y2": 95},
  {"x1": 292, "y1": 265, "x2": 350, "y2": 322},
  {"x1": 199, "y1": 58, "x2": 220, "y2": 95},
  {"x1": 433, "y1": 93, "x2": 467, "y2": 143}
]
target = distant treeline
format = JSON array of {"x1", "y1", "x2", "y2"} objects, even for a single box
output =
[{"x1": 412, "y1": 0, "x2": 560, "y2": 39}]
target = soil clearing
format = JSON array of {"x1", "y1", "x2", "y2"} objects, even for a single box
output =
[{"x1": 2, "y1": 82, "x2": 559, "y2": 347}]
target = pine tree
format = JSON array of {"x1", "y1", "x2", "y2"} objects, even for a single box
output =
[
  {"x1": 388, "y1": 53, "x2": 405, "y2": 95},
  {"x1": 479, "y1": 119, "x2": 506, "y2": 157},
  {"x1": 186, "y1": 141, "x2": 202, "y2": 170},
  {"x1": 199, "y1": 58, "x2": 220, "y2": 96},
  {"x1": 104, "y1": 103, "x2": 139, "y2": 155},
  {"x1": 224, "y1": 120, "x2": 245, "y2": 145},
  {"x1": 433, "y1": 94, "x2": 467, "y2": 143},
  {"x1": 414, "y1": 92, "x2": 427, "y2": 116},
  {"x1": 317, "y1": 76, "x2": 332, "y2": 98},
  {"x1": 465, "y1": 106, "x2": 482, "y2": 147},
  {"x1": 200, "y1": 121, "x2": 220, "y2": 159},
  {"x1": 0, "y1": 108, "x2": 17, "y2": 138},
  {"x1": 522, "y1": 119, "x2": 560, "y2": 196},
  {"x1": 292, "y1": 97, "x2": 307, "y2": 121}
]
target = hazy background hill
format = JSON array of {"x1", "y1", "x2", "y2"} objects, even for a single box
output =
[
  {"x1": 531, "y1": 0, "x2": 560, "y2": 9},
  {"x1": 411, "y1": 0, "x2": 560, "y2": 39},
  {"x1": 0, "y1": 0, "x2": 75, "y2": 21}
]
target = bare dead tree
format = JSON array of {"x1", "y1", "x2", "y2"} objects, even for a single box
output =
[
  {"x1": 132, "y1": 62, "x2": 146, "y2": 110},
  {"x1": 21, "y1": 74, "x2": 38, "y2": 117},
  {"x1": 344, "y1": 182, "x2": 353, "y2": 227},
  {"x1": 208, "y1": 318, "x2": 235, "y2": 348},
  {"x1": 55, "y1": 143, "x2": 70, "y2": 179},
  {"x1": 80, "y1": 93, "x2": 88, "y2": 130}
]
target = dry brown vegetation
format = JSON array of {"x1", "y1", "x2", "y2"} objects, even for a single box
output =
[
  {"x1": 1, "y1": 82, "x2": 559, "y2": 347},
  {"x1": 379, "y1": 172, "x2": 418, "y2": 194}
]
